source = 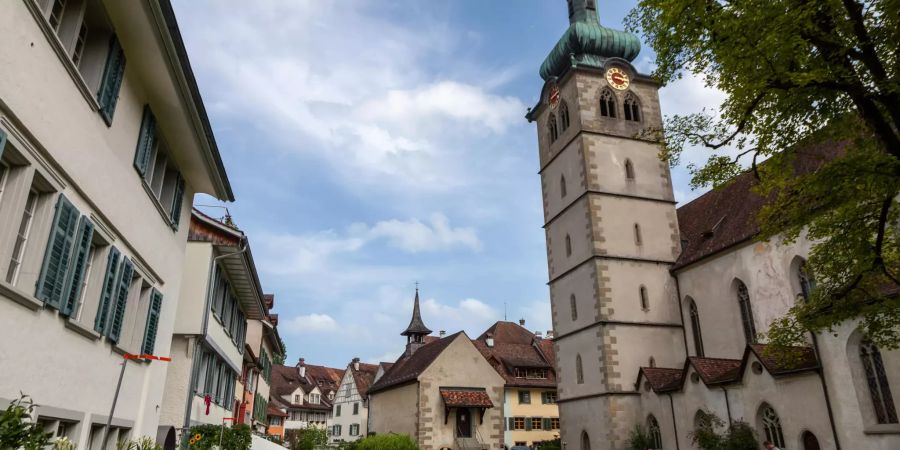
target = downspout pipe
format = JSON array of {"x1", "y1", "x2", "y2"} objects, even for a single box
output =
[
  {"x1": 667, "y1": 394, "x2": 680, "y2": 450},
  {"x1": 181, "y1": 240, "x2": 249, "y2": 441},
  {"x1": 721, "y1": 387, "x2": 732, "y2": 425}
]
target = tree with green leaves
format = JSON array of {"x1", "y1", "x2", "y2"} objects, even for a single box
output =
[
  {"x1": 626, "y1": 0, "x2": 899, "y2": 350},
  {"x1": 274, "y1": 336, "x2": 287, "y2": 365}
]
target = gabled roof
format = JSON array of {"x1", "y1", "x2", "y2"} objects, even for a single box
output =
[
  {"x1": 746, "y1": 344, "x2": 819, "y2": 376},
  {"x1": 369, "y1": 332, "x2": 461, "y2": 394},
  {"x1": 440, "y1": 388, "x2": 494, "y2": 408},
  {"x1": 472, "y1": 321, "x2": 557, "y2": 388},
  {"x1": 637, "y1": 367, "x2": 683, "y2": 393},
  {"x1": 687, "y1": 357, "x2": 742, "y2": 386},
  {"x1": 349, "y1": 361, "x2": 379, "y2": 399},
  {"x1": 270, "y1": 363, "x2": 344, "y2": 410}
]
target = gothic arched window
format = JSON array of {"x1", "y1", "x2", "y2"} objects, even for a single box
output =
[
  {"x1": 861, "y1": 340, "x2": 898, "y2": 423},
  {"x1": 634, "y1": 223, "x2": 642, "y2": 246},
  {"x1": 560, "y1": 174, "x2": 567, "y2": 198},
  {"x1": 802, "y1": 431, "x2": 821, "y2": 450},
  {"x1": 689, "y1": 299, "x2": 705, "y2": 357},
  {"x1": 548, "y1": 113, "x2": 559, "y2": 143},
  {"x1": 737, "y1": 280, "x2": 757, "y2": 344},
  {"x1": 625, "y1": 159, "x2": 635, "y2": 180},
  {"x1": 565, "y1": 234, "x2": 572, "y2": 257},
  {"x1": 640, "y1": 285, "x2": 649, "y2": 310},
  {"x1": 570, "y1": 294, "x2": 578, "y2": 321},
  {"x1": 798, "y1": 260, "x2": 816, "y2": 301},
  {"x1": 600, "y1": 89, "x2": 617, "y2": 118},
  {"x1": 581, "y1": 431, "x2": 590, "y2": 450},
  {"x1": 624, "y1": 93, "x2": 641, "y2": 122},
  {"x1": 760, "y1": 404, "x2": 785, "y2": 448},
  {"x1": 576, "y1": 354, "x2": 584, "y2": 384},
  {"x1": 560, "y1": 100, "x2": 570, "y2": 131},
  {"x1": 647, "y1": 415, "x2": 662, "y2": 449}
]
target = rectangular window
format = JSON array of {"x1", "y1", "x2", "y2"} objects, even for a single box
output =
[
  {"x1": 97, "y1": 35, "x2": 126, "y2": 124},
  {"x1": 336, "y1": 405, "x2": 341, "y2": 417},
  {"x1": 6, "y1": 190, "x2": 38, "y2": 284},
  {"x1": 48, "y1": 0, "x2": 67, "y2": 31},
  {"x1": 518, "y1": 390, "x2": 531, "y2": 404},
  {"x1": 134, "y1": 119, "x2": 186, "y2": 229},
  {"x1": 550, "y1": 418, "x2": 560, "y2": 430},
  {"x1": 513, "y1": 417, "x2": 525, "y2": 430},
  {"x1": 353, "y1": 402, "x2": 359, "y2": 415},
  {"x1": 0, "y1": 161, "x2": 9, "y2": 206},
  {"x1": 350, "y1": 424, "x2": 359, "y2": 436},
  {"x1": 72, "y1": 22, "x2": 87, "y2": 67},
  {"x1": 531, "y1": 418, "x2": 542, "y2": 430},
  {"x1": 73, "y1": 243, "x2": 96, "y2": 320},
  {"x1": 541, "y1": 391, "x2": 557, "y2": 404}
]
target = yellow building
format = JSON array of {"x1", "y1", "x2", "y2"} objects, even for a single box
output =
[{"x1": 473, "y1": 322, "x2": 560, "y2": 449}]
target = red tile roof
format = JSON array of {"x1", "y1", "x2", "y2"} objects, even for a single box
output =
[
  {"x1": 688, "y1": 357, "x2": 742, "y2": 385},
  {"x1": 748, "y1": 344, "x2": 819, "y2": 375},
  {"x1": 472, "y1": 322, "x2": 557, "y2": 388},
  {"x1": 267, "y1": 405, "x2": 288, "y2": 417},
  {"x1": 350, "y1": 362, "x2": 380, "y2": 399},
  {"x1": 674, "y1": 142, "x2": 844, "y2": 270},
  {"x1": 270, "y1": 362, "x2": 344, "y2": 411},
  {"x1": 439, "y1": 388, "x2": 494, "y2": 408},
  {"x1": 369, "y1": 332, "x2": 461, "y2": 394},
  {"x1": 638, "y1": 367, "x2": 683, "y2": 393}
]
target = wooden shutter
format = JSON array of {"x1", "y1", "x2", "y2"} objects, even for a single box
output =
[
  {"x1": 525, "y1": 417, "x2": 532, "y2": 430},
  {"x1": 36, "y1": 195, "x2": 80, "y2": 309},
  {"x1": 61, "y1": 217, "x2": 95, "y2": 316},
  {"x1": 142, "y1": 289, "x2": 163, "y2": 354},
  {"x1": 94, "y1": 247, "x2": 121, "y2": 333},
  {"x1": 133, "y1": 106, "x2": 157, "y2": 177},
  {"x1": 169, "y1": 172, "x2": 185, "y2": 228},
  {"x1": 507, "y1": 418, "x2": 514, "y2": 430},
  {"x1": 543, "y1": 418, "x2": 551, "y2": 430},
  {"x1": 97, "y1": 35, "x2": 126, "y2": 125},
  {"x1": 108, "y1": 257, "x2": 134, "y2": 342}
]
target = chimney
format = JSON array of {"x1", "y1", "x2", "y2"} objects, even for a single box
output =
[
  {"x1": 519, "y1": 318, "x2": 526, "y2": 326},
  {"x1": 439, "y1": 330, "x2": 446, "y2": 338},
  {"x1": 535, "y1": 331, "x2": 543, "y2": 340},
  {"x1": 486, "y1": 333, "x2": 494, "y2": 348},
  {"x1": 297, "y1": 358, "x2": 306, "y2": 377},
  {"x1": 546, "y1": 330, "x2": 554, "y2": 339},
  {"x1": 352, "y1": 357, "x2": 360, "y2": 371}
]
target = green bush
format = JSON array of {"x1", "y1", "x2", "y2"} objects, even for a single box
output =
[
  {"x1": 626, "y1": 424, "x2": 654, "y2": 450},
  {"x1": 0, "y1": 395, "x2": 51, "y2": 450},
  {"x1": 354, "y1": 433, "x2": 418, "y2": 450},
  {"x1": 287, "y1": 427, "x2": 327, "y2": 450},
  {"x1": 185, "y1": 423, "x2": 251, "y2": 450},
  {"x1": 538, "y1": 438, "x2": 561, "y2": 450},
  {"x1": 688, "y1": 411, "x2": 760, "y2": 450}
]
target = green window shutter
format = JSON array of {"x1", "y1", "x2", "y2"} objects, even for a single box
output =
[
  {"x1": 525, "y1": 417, "x2": 532, "y2": 431},
  {"x1": 61, "y1": 217, "x2": 95, "y2": 316},
  {"x1": 0, "y1": 128, "x2": 7, "y2": 160},
  {"x1": 97, "y1": 35, "x2": 126, "y2": 125},
  {"x1": 543, "y1": 418, "x2": 551, "y2": 430},
  {"x1": 133, "y1": 106, "x2": 157, "y2": 177},
  {"x1": 36, "y1": 195, "x2": 80, "y2": 309},
  {"x1": 169, "y1": 173, "x2": 185, "y2": 229},
  {"x1": 142, "y1": 289, "x2": 163, "y2": 355},
  {"x1": 108, "y1": 257, "x2": 134, "y2": 342},
  {"x1": 507, "y1": 418, "x2": 513, "y2": 430},
  {"x1": 94, "y1": 247, "x2": 121, "y2": 333}
]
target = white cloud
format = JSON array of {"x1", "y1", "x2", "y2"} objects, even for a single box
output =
[
  {"x1": 282, "y1": 313, "x2": 339, "y2": 334},
  {"x1": 357, "y1": 213, "x2": 482, "y2": 253}
]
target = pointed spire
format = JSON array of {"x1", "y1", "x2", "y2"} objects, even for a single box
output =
[{"x1": 401, "y1": 287, "x2": 432, "y2": 337}]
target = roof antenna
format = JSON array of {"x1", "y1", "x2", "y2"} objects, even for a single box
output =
[{"x1": 504, "y1": 301, "x2": 507, "y2": 321}]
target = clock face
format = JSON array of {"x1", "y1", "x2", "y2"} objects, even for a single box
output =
[
  {"x1": 548, "y1": 85, "x2": 560, "y2": 109},
  {"x1": 606, "y1": 67, "x2": 630, "y2": 90}
]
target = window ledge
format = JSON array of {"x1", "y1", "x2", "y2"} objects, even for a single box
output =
[
  {"x1": 0, "y1": 280, "x2": 43, "y2": 311},
  {"x1": 141, "y1": 181, "x2": 176, "y2": 231},
  {"x1": 24, "y1": 0, "x2": 102, "y2": 115},
  {"x1": 65, "y1": 318, "x2": 101, "y2": 341},
  {"x1": 864, "y1": 424, "x2": 900, "y2": 435}
]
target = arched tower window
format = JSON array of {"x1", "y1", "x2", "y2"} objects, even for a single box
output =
[
  {"x1": 548, "y1": 113, "x2": 559, "y2": 143},
  {"x1": 599, "y1": 89, "x2": 617, "y2": 118},
  {"x1": 560, "y1": 174, "x2": 567, "y2": 198},
  {"x1": 647, "y1": 415, "x2": 662, "y2": 449},
  {"x1": 736, "y1": 280, "x2": 757, "y2": 344},
  {"x1": 580, "y1": 431, "x2": 590, "y2": 450},
  {"x1": 634, "y1": 223, "x2": 642, "y2": 245},
  {"x1": 570, "y1": 294, "x2": 578, "y2": 321},
  {"x1": 689, "y1": 299, "x2": 705, "y2": 357},
  {"x1": 802, "y1": 431, "x2": 821, "y2": 450},
  {"x1": 559, "y1": 100, "x2": 570, "y2": 131},
  {"x1": 759, "y1": 404, "x2": 785, "y2": 448},
  {"x1": 575, "y1": 354, "x2": 584, "y2": 384},
  {"x1": 625, "y1": 159, "x2": 635, "y2": 180},
  {"x1": 623, "y1": 93, "x2": 641, "y2": 121},
  {"x1": 798, "y1": 260, "x2": 816, "y2": 301},
  {"x1": 640, "y1": 285, "x2": 649, "y2": 310},
  {"x1": 861, "y1": 340, "x2": 898, "y2": 423},
  {"x1": 565, "y1": 234, "x2": 572, "y2": 257}
]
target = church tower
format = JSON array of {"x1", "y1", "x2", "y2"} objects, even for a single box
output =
[
  {"x1": 401, "y1": 288, "x2": 432, "y2": 356},
  {"x1": 526, "y1": 1, "x2": 685, "y2": 448}
]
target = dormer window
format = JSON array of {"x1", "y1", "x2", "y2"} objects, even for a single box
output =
[
  {"x1": 623, "y1": 93, "x2": 641, "y2": 122},
  {"x1": 309, "y1": 393, "x2": 321, "y2": 404}
]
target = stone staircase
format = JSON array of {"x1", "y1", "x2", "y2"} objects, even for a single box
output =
[{"x1": 456, "y1": 437, "x2": 489, "y2": 450}]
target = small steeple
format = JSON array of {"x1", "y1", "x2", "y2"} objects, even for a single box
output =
[
  {"x1": 567, "y1": 0, "x2": 599, "y2": 25},
  {"x1": 401, "y1": 287, "x2": 432, "y2": 355}
]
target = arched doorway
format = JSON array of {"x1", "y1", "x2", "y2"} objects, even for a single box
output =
[{"x1": 802, "y1": 431, "x2": 820, "y2": 450}]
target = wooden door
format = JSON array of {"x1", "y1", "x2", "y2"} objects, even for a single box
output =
[{"x1": 456, "y1": 409, "x2": 472, "y2": 438}]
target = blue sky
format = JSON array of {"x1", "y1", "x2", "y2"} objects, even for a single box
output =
[{"x1": 172, "y1": 0, "x2": 725, "y2": 368}]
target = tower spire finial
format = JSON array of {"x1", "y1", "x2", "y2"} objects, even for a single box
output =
[
  {"x1": 567, "y1": 0, "x2": 599, "y2": 25},
  {"x1": 401, "y1": 286, "x2": 431, "y2": 338}
]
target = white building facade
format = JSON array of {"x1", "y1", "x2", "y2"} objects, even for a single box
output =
[
  {"x1": 330, "y1": 358, "x2": 377, "y2": 443},
  {"x1": 0, "y1": 0, "x2": 232, "y2": 448}
]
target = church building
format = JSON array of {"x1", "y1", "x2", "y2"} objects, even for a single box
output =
[{"x1": 526, "y1": 1, "x2": 899, "y2": 450}]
